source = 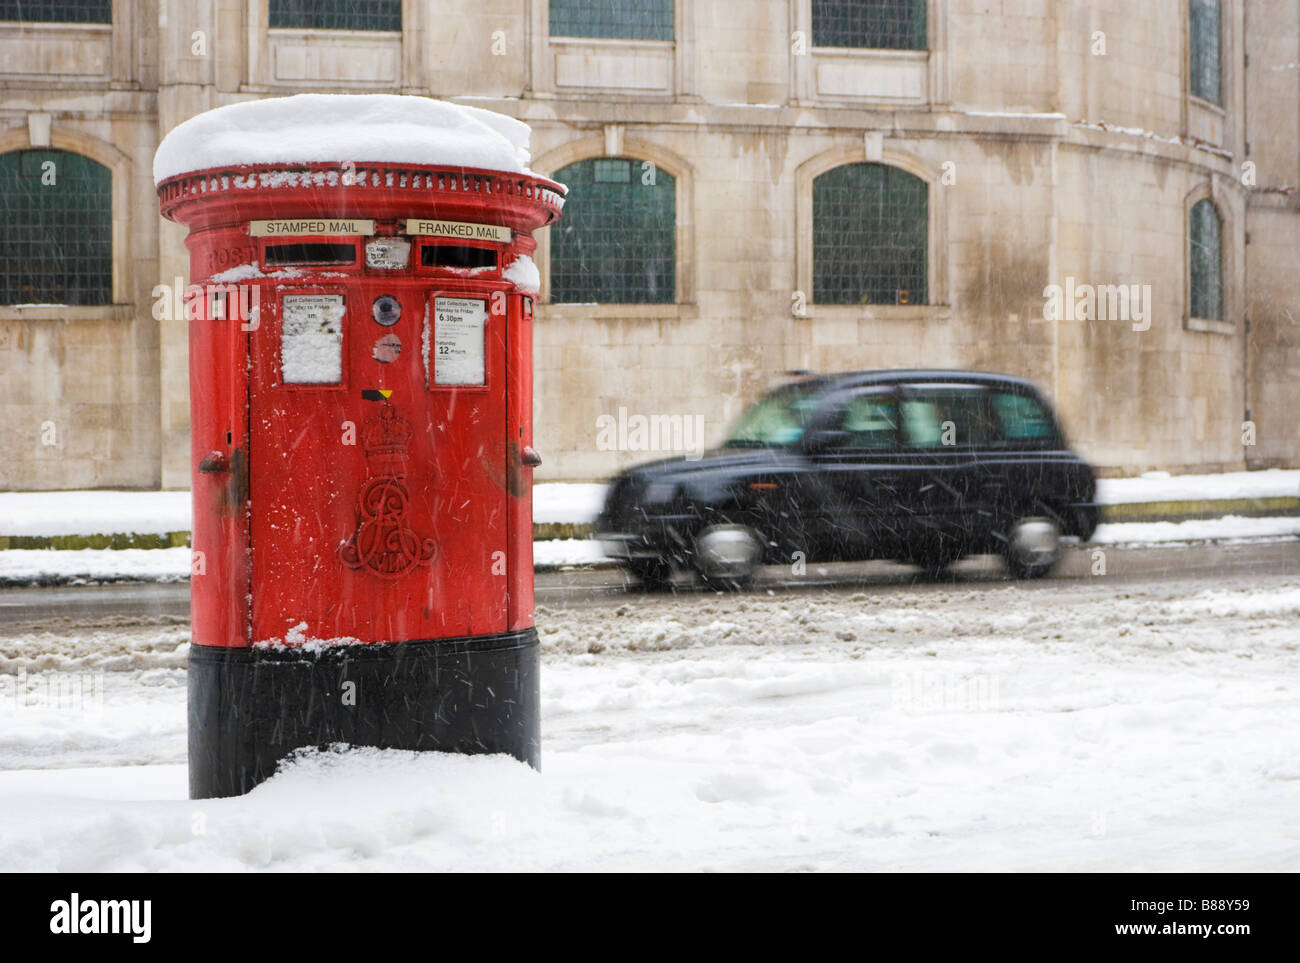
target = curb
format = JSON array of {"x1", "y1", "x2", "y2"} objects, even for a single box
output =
[{"x1": 1097, "y1": 496, "x2": 1300, "y2": 523}]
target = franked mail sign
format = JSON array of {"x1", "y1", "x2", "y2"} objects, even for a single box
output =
[
  {"x1": 251, "y1": 218, "x2": 375, "y2": 236},
  {"x1": 406, "y1": 218, "x2": 512, "y2": 244},
  {"x1": 433, "y1": 296, "x2": 487, "y2": 386}
]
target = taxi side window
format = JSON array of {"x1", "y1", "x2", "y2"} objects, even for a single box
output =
[
  {"x1": 992, "y1": 391, "x2": 1056, "y2": 442},
  {"x1": 901, "y1": 386, "x2": 993, "y2": 447},
  {"x1": 838, "y1": 393, "x2": 899, "y2": 449}
]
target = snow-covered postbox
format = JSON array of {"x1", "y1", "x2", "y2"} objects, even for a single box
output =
[{"x1": 155, "y1": 95, "x2": 565, "y2": 799}]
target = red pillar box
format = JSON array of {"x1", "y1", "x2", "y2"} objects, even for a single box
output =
[{"x1": 155, "y1": 95, "x2": 565, "y2": 798}]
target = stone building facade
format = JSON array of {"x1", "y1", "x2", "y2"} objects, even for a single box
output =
[{"x1": 0, "y1": 0, "x2": 1296, "y2": 490}]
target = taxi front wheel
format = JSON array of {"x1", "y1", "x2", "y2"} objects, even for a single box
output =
[
  {"x1": 1002, "y1": 515, "x2": 1062, "y2": 579},
  {"x1": 693, "y1": 524, "x2": 761, "y2": 591}
]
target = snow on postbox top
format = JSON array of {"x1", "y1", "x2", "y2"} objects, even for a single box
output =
[{"x1": 155, "y1": 94, "x2": 565, "y2": 284}]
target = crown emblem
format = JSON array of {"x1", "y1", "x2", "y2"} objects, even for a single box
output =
[
  {"x1": 340, "y1": 403, "x2": 436, "y2": 579},
  {"x1": 361, "y1": 405, "x2": 413, "y2": 465}
]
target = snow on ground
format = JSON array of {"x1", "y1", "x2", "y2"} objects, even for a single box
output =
[
  {"x1": 0, "y1": 548, "x2": 193, "y2": 583},
  {"x1": 1092, "y1": 514, "x2": 1300, "y2": 545},
  {"x1": 0, "y1": 485, "x2": 600, "y2": 537},
  {"x1": 4, "y1": 470, "x2": 1297, "y2": 538},
  {"x1": 1, "y1": 573, "x2": 1298, "y2": 871},
  {"x1": 2, "y1": 517, "x2": 1298, "y2": 583},
  {"x1": 1095, "y1": 468, "x2": 1300, "y2": 505},
  {"x1": 0, "y1": 491, "x2": 193, "y2": 537},
  {"x1": 0, "y1": 616, "x2": 188, "y2": 771},
  {"x1": 532, "y1": 483, "x2": 608, "y2": 525},
  {"x1": 532, "y1": 538, "x2": 610, "y2": 568}
]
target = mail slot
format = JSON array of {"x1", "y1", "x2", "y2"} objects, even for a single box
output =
[{"x1": 155, "y1": 94, "x2": 566, "y2": 798}]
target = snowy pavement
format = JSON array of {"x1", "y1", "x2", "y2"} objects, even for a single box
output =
[
  {"x1": 2, "y1": 515, "x2": 1299, "y2": 584},
  {"x1": 1, "y1": 570, "x2": 1297, "y2": 871},
  {"x1": 2, "y1": 470, "x2": 1297, "y2": 537},
  {"x1": 1094, "y1": 468, "x2": 1300, "y2": 505}
]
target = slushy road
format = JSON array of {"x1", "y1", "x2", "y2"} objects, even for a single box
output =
[{"x1": 0, "y1": 538, "x2": 1296, "y2": 632}]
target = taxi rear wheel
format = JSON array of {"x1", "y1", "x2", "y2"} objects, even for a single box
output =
[{"x1": 626, "y1": 557, "x2": 674, "y2": 590}]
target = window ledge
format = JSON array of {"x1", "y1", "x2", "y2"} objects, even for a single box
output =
[
  {"x1": 804, "y1": 304, "x2": 951, "y2": 322},
  {"x1": 1189, "y1": 95, "x2": 1226, "y2": 116},
  {"x1": 1185, "y1": 315, "x2": 1235, "y2": 335},
  {"x1": 0, "y1": 22, "x2": 111, "y2": 35},
  {"x1": 267, "y1": 28, "x2": 402, "y2": 38},
  {"x1": 810, "y1": 46, "x2": 927, "y2": 59},
  {"x1": 0, "y1": 304, "x2": 131, "y2": 322},
  {"x1": 540, "y1": 302, "x2": 691, "y2": 320},
  {"x1": 548, "y1": 36, "x2": 674, "y2": 50}
]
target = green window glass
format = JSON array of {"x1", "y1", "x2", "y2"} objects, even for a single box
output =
[
  {"x1": 812, "y1": 0, "x2": 926, "y2": 50},
  {"x1": 1190, "y1": 0, "x2": 1221, "y2": 104},
  {"x1": 839, "y1": 393, "x2": 900, "y2": 449},
  {"x1": 724, "y1": 387, "x2": 821, "y2": 448},
  {"x1": 550, "y1": 157, "x2": 675, "y2": 304},
  {"x1": 0, "y1": 1, "x2": 109, "y2": 22},
  {"x1": 269, "y1": 0, "x2": 401, "y2": 31},
  {"x1": 1189, "y1": 199, "x2": 1223, "y2": 321},
  {"x1": 992, "y1": 392, "x2": 1056, "y2": 442},
  {"x1": 0, "y1": 150, "x2": 112, "y2": 306},
  {"x1": 549, "y1": 0, "x2": 673, "y2": 41},
  {"x1": 901, "y1": 387, "x2": 993, "y2": 448},
  {"x1": 813, "y1": 163, "x2": 927, "y2": 306}
]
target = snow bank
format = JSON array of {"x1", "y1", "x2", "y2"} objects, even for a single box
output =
[
  {"x1": 1167, "y1": 586, "x2": 1300, "y2": 619},
  {"x1": 0, "y1": 542, "x2": 609, "y2": 583},
  {"x1": 1092, "y1": 515, "x2": 1300, "y2": 545},
  {"x1": 154, "y1": 94, "x2": 531, "y2": 184},
  {"x1": 0, "y1": 548, "x2": 193, "y2": 583},
  {"x1": 3, "y1": 517, "x2": 1299, "y2": 584},
  {"x1": 533, "y1": 483, "x2": 607, "y2": 524},
  {"x1": 0, "y1": 622, "x2": 189, "y2": 676},
  {"x1": 532, "y1": 538, "x2": 610, "y2": 568},
  {"x1": 1096, "y1": 468, "x2": 1300, "y2": 505},
  {"x1": 0, "y1": 484, "x2": 602, "y2": 537},
  {"x1": 5, "y1": 473, "x2": 1297, "y2": 540},
  {"x1": 0, "y1": 491, "x2": 191, "y2": 537}
]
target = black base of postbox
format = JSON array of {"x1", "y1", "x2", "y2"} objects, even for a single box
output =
[{"x1": 187, "y1": 628, "x2": 540, "y2": 799}]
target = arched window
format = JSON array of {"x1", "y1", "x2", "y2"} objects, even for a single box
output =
[
  {"x1": 549, "y1": 0, "x2": 673, "y2": 41},
  {"x1": 812, "y1": 0, "x2": 926, "y2": 50},
  {"x1": 1189, "y1": 198, "x2": 1223, "y2": 321},
  {"x1": 813, "y1": 162, "x2": 927, "y2": 306},
  {"x1": 550, "y1": 157, "x2": 675, "y2": 304},
  {"x1": 1189, "y1": 0, "x2": 1221, "y2": 104},
  {"x1": 269, "y1": 0, "x2": 400, "y2": 31},
  {"x1": 0, "y1": 149, "x2": 112, "y2": 306}
]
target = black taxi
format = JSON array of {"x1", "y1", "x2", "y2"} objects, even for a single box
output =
[{"x1": 595, "y1": 370, "x2": 1100, "y2": 588}]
